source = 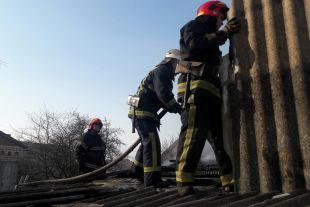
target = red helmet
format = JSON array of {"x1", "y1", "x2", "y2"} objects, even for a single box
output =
[
  {"x1": 197, "y1": 1, "x2": 229, "y2": 17},
  {"x1": 88, "y1": 118, "x2": 103, "y2": 129}
]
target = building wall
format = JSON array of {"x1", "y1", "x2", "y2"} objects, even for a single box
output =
[
  {"x1": 0, "y1": 161, "x2": 18, "y2": 191},
  {"x1": 228, "y1": 0, "x2": 310, "y2": 193},
  {"x1": 0, "y1": 132, "x2": 27, "y2": 191},
  {"x1": 0, "y1": 146, "x2": 27, "y2": 191},
  {"x1": 0, "y1": 145, "x2": 26, "y2": 161}
]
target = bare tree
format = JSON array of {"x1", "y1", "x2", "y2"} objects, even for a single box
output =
[
  {"x1": 161, "y1": 136, "x2": 178, "y2": 162},
  {"x1": 15, "y1": 107, "x2": 124, "y2": 181},
  {"x1": 161, "y1": 136, "x2": 178, "y2": 154},
  {"x1": 99, "y1": 118, "x2": 123, "y2": 163}
]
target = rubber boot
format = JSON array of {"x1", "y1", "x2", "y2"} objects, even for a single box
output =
[
  {"x1": 177, "y1": 183, "x2": 194, "y2": 197},
  {"x1": 152, "y1": 179, "x2": 170, "y2": 188}
]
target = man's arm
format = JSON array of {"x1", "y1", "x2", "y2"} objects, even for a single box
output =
[
  {"x1": 153, "y1": 66, "x2": 181, "y2": 113},
  {"x1": 183, "y1": 22, "x2": 227, "y2": 53}
]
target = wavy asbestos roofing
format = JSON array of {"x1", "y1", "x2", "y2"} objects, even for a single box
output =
[{"x1": 0, "y1": 177, "x2": 309, "y2": 206}]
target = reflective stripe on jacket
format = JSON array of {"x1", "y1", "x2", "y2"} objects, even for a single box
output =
[
  {"x1": 128, "y1": 63, "x2": 178, "y2": 123},
  {"x1": 177, "y1": 16, "x2": 226, "y2": 102},
  {"x1": 177, "y1": 79, "x2": 221, "y2": 99}
]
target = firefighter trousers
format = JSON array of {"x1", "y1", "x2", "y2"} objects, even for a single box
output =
[
  {"x1": 131, "y1": 118, "x2": 162, "y2": 186},
  {"x1": 176, "y1": 93, "x2": 233, "y2": 187}
]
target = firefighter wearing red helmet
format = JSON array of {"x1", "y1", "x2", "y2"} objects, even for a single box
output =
[
  {"x1": 175, "y1": 1, "x2": 240, "y2": 196},
  {"x1": 75, "y1": 118, "x2": 106, "y2": 175}
]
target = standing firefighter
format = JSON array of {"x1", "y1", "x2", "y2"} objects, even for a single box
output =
[
  {"x1": 128, "y1": 49, "x2": 182, "y2": 187},
  {"x1": 175, "y1": 1, "x2": 240, "y2": 196},
  {"x1": 75, "y1": 118, "x2": 106, "y2": 175}
]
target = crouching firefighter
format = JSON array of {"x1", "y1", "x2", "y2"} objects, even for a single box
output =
[
  {"x1": 75, "y1": 118, "x2": 106, "y2": 176},
  {"x1": 128, "y1": 49, "x2": 182, "y2": 188},
  {"x1": 175, "y1": 1, "x2": 241, "y2": 196}
]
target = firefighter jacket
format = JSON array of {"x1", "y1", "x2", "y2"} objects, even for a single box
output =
[
  {"x1": 128, "y1": 63, "x2": 180, "y2": 125},
  {"x1": 178, "y1": 16, "x2": 228, "y2": 101},
  {"x1": 75, "y1": 129, "x2": 106, "y2": 171}
]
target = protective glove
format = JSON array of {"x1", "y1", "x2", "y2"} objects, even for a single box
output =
[
  {"x1": 169, "y1": 103, "x2": 182, "y2": 114},
  {"x1": 223, "y1": 17, "x2": 240, "y2": 37}
]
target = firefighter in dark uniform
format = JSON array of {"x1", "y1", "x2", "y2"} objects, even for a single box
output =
[
  {"x1": 175, "y1": 1, "x2": 241, "y2": 196},
  {"x1": 128, "y1": 49, "x2": 182, "y2": 187},
  {"x1": 75, "y1": 118, "x2": 106, "y2": 175}
]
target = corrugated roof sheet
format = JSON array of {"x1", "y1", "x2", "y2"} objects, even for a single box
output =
[
  {"x1": 0, "y1": 178, "x2": 309, "y2": 206},
  {"x1": 228, "y1": 0, "x2": 310, "y2": 193}
]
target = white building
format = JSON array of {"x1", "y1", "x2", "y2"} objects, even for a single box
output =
[{"x1": 0, "y1": 131, "x2": 27, "y2": 191}]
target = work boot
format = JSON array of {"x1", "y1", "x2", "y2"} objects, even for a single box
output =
[
  {"x1": 152, "y1": 179, "x2": 170, "y2": 188},
  {"x1": 177, "y1": 185, "x2": 194, "y2": 197},
  {"x1": 223, "y1": 184, "x2": 234, "y2": 193},
  {"x1": 127, "y1": 170, "x2": 144, "y2": 183},
  {"x1": 145, "y1": 179, "x2": 170, "y2": 188},
  {"x1": 220, "y1": 175, "x2": 235, "y2": 193}
]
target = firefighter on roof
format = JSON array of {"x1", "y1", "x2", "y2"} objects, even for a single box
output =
[
  {"x1": 75, "y1": 118, "x2": 106, "y2": 175},
  {"x1": 175, "y1": 1, "x2": 241, "y2": 196},
  {"x1": 128, "y1": 49, "x2": 182, "y2": 188}
]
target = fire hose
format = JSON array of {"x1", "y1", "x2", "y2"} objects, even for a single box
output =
[{"x1": 21, "y1": 109, "x2": 168, "y2": 186}]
